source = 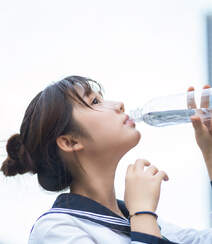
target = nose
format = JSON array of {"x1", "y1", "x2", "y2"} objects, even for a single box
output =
[{"x1": 114, "y1": 101, "x2": 125, "y2": 113}]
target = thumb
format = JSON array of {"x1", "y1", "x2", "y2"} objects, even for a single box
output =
[{"x1": 190, "y1": 115, "x2": 204, "y2": 131}]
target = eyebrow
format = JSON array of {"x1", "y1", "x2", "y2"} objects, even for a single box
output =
[{"x1": 82, "y1": 90, "x2": 102, "y2": 98}]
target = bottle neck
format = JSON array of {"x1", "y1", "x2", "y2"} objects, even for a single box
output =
[{"x1": 130, "y1": 108, "x2": 143, "y2": 122}]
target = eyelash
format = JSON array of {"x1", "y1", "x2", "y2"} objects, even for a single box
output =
[{"x1": 91, "y1": 97, "x2": 101, "y2": 105}]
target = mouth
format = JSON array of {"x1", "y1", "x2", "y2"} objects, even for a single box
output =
[{"x1": 123, "y1": 115, "x2": 136, "y2": 127}]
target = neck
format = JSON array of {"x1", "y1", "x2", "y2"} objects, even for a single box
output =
[{"x1": 70, "y1": 154, "x2": 123, "y2": 216}]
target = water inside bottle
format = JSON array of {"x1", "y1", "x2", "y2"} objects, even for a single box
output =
[{"x1": 141, "y1": 108, "x2": 212, "y2": 127}]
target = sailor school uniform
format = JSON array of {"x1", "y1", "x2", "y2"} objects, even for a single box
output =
[{"x1": 28, "y1": 182, "x2": 212, "y2": 244}]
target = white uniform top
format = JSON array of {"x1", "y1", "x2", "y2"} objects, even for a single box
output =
[{"x1": 28, "y1": 192, "x2": 212, "y2": 244}]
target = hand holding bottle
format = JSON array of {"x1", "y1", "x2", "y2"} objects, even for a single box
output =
[{"x1": 188, "y1": 85, "x2": 212, "y2": 180}]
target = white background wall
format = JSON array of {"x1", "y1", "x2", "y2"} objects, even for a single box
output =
[{"x1": 0, "y1": 0, "x2": 212, "y2": 243}]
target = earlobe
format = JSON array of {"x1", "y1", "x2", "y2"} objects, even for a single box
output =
[{"x1": 56, "y1": 135, "x2": 84, "y2": 153}]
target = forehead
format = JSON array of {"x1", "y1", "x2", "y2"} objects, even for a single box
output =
[{"x1": 74, "y1": 80, "x2": 102, "y2": 98}]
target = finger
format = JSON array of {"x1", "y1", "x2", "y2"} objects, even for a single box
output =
[
  {"x1": 155, "y1": 170, "x2": 169, "y2": 182},
  {"x1": 191, "y1": 115, "x2": 212, "y2": 135},
  {"x1": 145, "y1": 165, "x2": 159, "y2": 175},
  {"x1": 187, "y1": 86, "x2": 195, "y2": 92},
  {"x1": 134, "y1": 159, "x2": 151, "y2": 171},
  {"x1": 126, "y1": 164, "x2": 134, "y2": 174},
  {"x1": 187, "y1": 86, "x2": 196, "y2": 109},
  {"x1": 125, "y1": 164, "x2": 135, "y2": 179},
  {"x1": 203, "y1": 84, "x2": 211, "y2": 89},
  {"x1": 200, "y1": 85, "x2": 211, "y2": 108},
  {"x1": 201, "y1": 85, "x2": 212, "y2": 129},
  {"x1": 190, "y1": 115, "x2": 204, "y2": 132}
]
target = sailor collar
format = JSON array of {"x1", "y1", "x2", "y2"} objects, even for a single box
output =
[
  {"x1": 45, "y1": 193, "x2": 131, "y2": 236},
  {"x1": 33, "y1": 193, "x2": 170, "y2": 242}
]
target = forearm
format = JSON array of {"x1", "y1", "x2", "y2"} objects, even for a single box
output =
[{"x1": 130, "y1": 214, "x2": 162, "y2": 238}]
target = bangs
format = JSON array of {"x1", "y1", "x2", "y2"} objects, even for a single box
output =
[{"x1": 54, "y1": 76, "x2": 104, "y2": 108}]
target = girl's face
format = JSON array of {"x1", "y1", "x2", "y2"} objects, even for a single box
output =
[{"x1": 72, "y1": 87, "x2": 141, "y2": 157}]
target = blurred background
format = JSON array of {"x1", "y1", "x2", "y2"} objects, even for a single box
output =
[{"x1": 1, "y1": 0, "x2": 212, "y2": 243}]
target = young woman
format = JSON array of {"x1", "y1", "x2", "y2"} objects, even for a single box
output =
[{"x1": 1, "y1": 76, "x2": 212, "y2": 244}]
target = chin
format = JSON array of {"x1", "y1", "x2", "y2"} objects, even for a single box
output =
[
  {"x1": 133, "y1": 130, "x2": 142, "y2": 146},
  {"x1": 125, "y1": 130, "x2": 142, "y2": 152}
]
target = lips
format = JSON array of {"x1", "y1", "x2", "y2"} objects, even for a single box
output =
[{"x1": 123, "y1": 115, "x2": 135, "y2": 125}]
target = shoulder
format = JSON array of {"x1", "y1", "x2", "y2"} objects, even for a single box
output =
[
  {"x1": 28, "y1": 209, "x2": 128, "y2": 244},
  {"x1": 29, "y1": 210, "x2": 87, "y2": 243}
]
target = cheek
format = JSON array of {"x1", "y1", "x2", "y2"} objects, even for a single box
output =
[
  {"x1": 83, "y1": 113, "x2": 119, "y2": 140},
  {"x1": 87, "y1": 117, "x2": 131, "y2": 145},
  {"x1": 90, "y1": 119, "x2": 116, "y2": 138}
]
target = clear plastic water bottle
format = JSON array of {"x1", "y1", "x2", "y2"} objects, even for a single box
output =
[{"x1": 130, "y1": 88, "x2": 212, "y2": 127}]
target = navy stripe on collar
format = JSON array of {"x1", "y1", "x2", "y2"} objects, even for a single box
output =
[
  {"x1": 52, "y1": 193, "x2": 129, "y2": 219},
  {"x1": 50, "y1": 193, "x2": 131, "y2": 236}
]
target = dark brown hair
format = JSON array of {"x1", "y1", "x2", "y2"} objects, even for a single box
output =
[{"x1": 1, "y1": 76, "x2": 102, "y2": 191}]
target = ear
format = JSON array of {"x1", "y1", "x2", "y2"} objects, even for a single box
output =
[{"x1": 56, "y1": 135, "x2": 84, "y2": 153}]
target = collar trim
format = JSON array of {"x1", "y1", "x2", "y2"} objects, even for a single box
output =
[
  {"x1": 48, "y1": 208, "x2": 130, "y2": 226},
  {"x1": 49, "y1": 193, "x2": 131, "y2": 235}
]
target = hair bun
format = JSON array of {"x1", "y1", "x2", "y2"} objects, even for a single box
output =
[
  {"x1": 1, "y1": 134, "x2": 36, "y2": 176},
  {"x1": 7, "y1": 134, "x2": 23, "y2": 160}
]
